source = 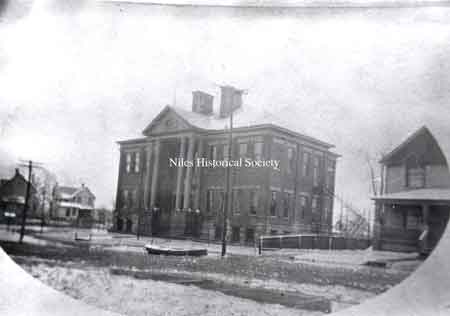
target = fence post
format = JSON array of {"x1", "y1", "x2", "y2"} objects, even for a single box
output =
[{"x1": 258, "y1": 236, "x2": 262, "y2": 255}]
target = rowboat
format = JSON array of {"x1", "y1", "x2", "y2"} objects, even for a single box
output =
[{"x1": 144, "y1": 244, "x2": 208, "y2": 256}]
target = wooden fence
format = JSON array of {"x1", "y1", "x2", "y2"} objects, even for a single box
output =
[{"x1": 259, "y1": 234, "x2": 371, "y2": 253}]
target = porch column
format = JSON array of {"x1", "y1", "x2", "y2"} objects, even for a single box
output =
[
  {"x1": 175, "y1": 137, "x2": 186, "y2": 210},
  {"x1": 183, "y1": 136, "x2": 195, "y2": 209},
  {"x1": 143, "y1": 142, "x2": 153, "y2": 210},
  {"x1": 193, "y1": 138, "x2": 204, "y2": 210},
  {"x1": 421, "y1": 203, "x2": 430, "y2": 252},
  {"x1": 150, "y1": 139, "x2": 161, "y2": 207}
]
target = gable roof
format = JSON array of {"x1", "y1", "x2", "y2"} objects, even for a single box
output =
[
  {"x1": 54, "y1": 185, "x2": 95, "y2": 200},
  {"x1": 380, "y1": 125, "x2": 450, "y2": 166},
  {"x1": 141, "y1": 105, "x2": 335, "y2": 149},
  {"x1": 0, "y1": 170, "x2": 36, "y2": 202}
]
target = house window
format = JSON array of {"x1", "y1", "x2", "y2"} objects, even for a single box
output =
[
  {"x1": 283, "y1": 192, "x2": 291, "y2": 218},
  {"x1": 65, "y1": 208, "x2": 70, "y2": 217},
  {"x1": 287, "y1": 147, "x2": 295, "y2": 174},
  {"x1": 270, "y1": 191, "x2": 277, "y2": 216},
  {"x1": 134, "y1": 152, "x2": 140, "y2": 173},
  {"x1": 206, "y1": 190, "x2": 214, "y2": 213},
  {"x1": 254, "y1": 142, "x2": 264, "y2": 160},
  {"x1": 72, "y1": 208, "x2": 77, "y2": 216},
  {"x1": 126, "y1": 153, "x2": 132, "y2": 173},
  {"x1": 405, "y1": 156, "x2": 425, "y2": 188},
  {"x1": 302, "y1": 152, "x2": 310, "y2": 176},
  {"x1": 239, "y1": 142, "x2": 248, "y2": 158},
  {"x1": 313, "y1": 156, "x2": 320, "y2": 186},
  {"x1": 249, "y1": 189, "x2": 258, "y2": 215}
]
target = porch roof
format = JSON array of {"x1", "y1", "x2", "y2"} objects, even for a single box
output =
[{"x1": 372, "y1": 188, "x2": 450, "y2": 203}]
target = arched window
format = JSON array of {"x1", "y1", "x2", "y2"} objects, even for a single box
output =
[{"x1": 405, "y1": 155, "x2": 425, "y2": 188}]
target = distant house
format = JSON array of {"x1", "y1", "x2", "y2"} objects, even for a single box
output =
[
  {"x1": 373, "y1": 126, "x2": 450, "y2": 254},
  {"x1": 52, "y1": 184, "x2": 96, "y2": 225},
  {"x1": 0, "y1": 169, "x2": 38, "y2": 222}
]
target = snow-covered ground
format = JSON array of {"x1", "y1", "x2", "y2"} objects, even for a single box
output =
[{"x1": 20, "y1": 259, "x2": 322, "y2": 316}]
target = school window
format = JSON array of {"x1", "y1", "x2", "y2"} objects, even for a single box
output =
[
  {"x1": 209, "y1": 145, "x2": 218, "y2": 160},
  {"x1": 231, "y1": 226, "x2": 241, "y2": 242},
  {"x1": 311, "y1": 195, "x2": 319, "y2": 214},
  {"x1": 206, "y1": 190, "x2": 214, "y2": 213},
  {"x1": 130, "y1": 190, "x2": 137, "y2": 208},
  {"x1": 245, "y1": 228, "x2": 255, "y2": 243},
  {"x1": 270, "y1": 191, "x2": 277, "y2": 216},
  {"x1": 125, "y1": 152, "x2": 132, "y2": 173},
  {"x1": 254, "y1": 142, "x2": 264, "y2": 160},
  {"x1": 298, "y1": 196, "x2": 307, "y2": 219},
  {"x1": 134, "y1": 152, "x2": 140, "y2": 173},
  {"x1": 122, "y1": 189, "x2": 129, "y2": 208},
  {"x1": 249, "y1": 189, "x2": 258, "y2": 215},
  {"x1": 326, "y1": 160, "x2": 335, "y2": 189},
  {"x1": 302, "y1": 152, "x2": 310, "y2": 176},
  {"x1": 239, "y1": 142, "x2": 248, "y2": 158},
  {"x1": 223, "y1": 144, "x2": 230, "y2": 160},
  {"x1": 313, "y1": 156, "x2": 320, "y2": 186},
  {"x1": 283, "y1": 192, "x2": 291, "y2": 218},
  {"x1": 287, "y1": 147, "x2": 295, "y2": 174},
  {"x1": 232, "y1": 189, "x2": 241, "y2": 214}
]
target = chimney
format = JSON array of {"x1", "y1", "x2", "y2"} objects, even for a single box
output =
[
  {"x1": 219, "y1": 86, "x2": 243, "y2": 118},
  {"x1": 192, "y1": 91, "x2": 214, "y2": 115}
]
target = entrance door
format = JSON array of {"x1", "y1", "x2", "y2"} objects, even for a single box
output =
[
  {"x1": 428, "y1": 205, "x2": 450, "y2": 250},
  {"x1": 151, "y1": 139, "x2": 179, "y2": 236}
]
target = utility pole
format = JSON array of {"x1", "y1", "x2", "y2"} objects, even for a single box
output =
[
  {"x1": 19, "y1": 160, "x2": 32, "y2": 244},
  {"x1": 222, "y1": 107, "x2": 233, "y2": 257}
]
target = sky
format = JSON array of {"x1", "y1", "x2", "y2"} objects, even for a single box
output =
[{"x1": 1, "y1": 1, "x2": 450, "y2": 214}]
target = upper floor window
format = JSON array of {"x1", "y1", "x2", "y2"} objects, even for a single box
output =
[
  {"x1": 209, "y1": 145, "x2": 218, "y2": 160},
  {"x1": 270, "y1": 191, "x2": 277, "y2": 216},
  {"x1": 223, "y1": 144, "x2": 230, "y2": 160},
  {"x1": 405, "y1": 156, "x2": 425, "y2": 188},
  {"x1": 239, "y1": 142, "x2": 248, "y2": 158},
  {"x1": 254, "y1": 142, "x2": 264, "y2": 160},
  {"x1": 325, "y1": 159, "x2": 335, "y2": 189},
  {"x1": 313, "y1": 156, "x2": 321, "y2": 186},
  {"x1": 135, "y1": 152, "x2": 140, "y2": 173},
  {"x1": 287, "y1": 147, "x2": 296, "y2": 174},
  {"x1": 125, "y1": 151, "x2": 140, "y2": 174},
  {"x1": 126, "y1": 153, "x2": 132, "y2": 173},
  {"x1": 302, "y1": 152, "x2": 310, "y2": 176}
]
